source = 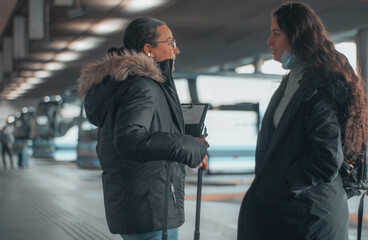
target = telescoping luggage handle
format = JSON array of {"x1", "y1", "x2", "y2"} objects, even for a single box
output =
[
  {"x1": 194, "y1": 126, "x2": 207, "y2": 240},
  {"x1": 162, "y1": 104, "x2": 209, "y2": 240},
  {"x1": 162, "y1": 126, "x2": 207, "y2": 240},
  {"x1": 357, "y1": 191, "x2": 367, "y2": 240}
]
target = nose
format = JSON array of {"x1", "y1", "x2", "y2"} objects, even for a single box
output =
[
  {"x1": 267, "y1": 35, "x2": 272, "y2": 47},
  {"x1": 174, "y1": 46, "x2": 180, "y2": 55}
]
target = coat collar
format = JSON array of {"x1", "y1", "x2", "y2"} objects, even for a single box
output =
[
  {"x1": 257, "y1": 71, "x2": 319, "y2": 172},
  {"x1": 157, "y1": 60, "x2": 185, "y2": 133},
  {"x1": 77, "y1": 50, "x2": 166, "y2": 98}
]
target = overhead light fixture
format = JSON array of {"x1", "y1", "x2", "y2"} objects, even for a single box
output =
[
  {"x1": 14, "y1": 77, "x2": 26, "y2": 83},
  {"x1": 122, "y1": 0, "x2": 168, "y2": 13},
  {"x1": 92, "y1": 18, "x2": 129, "y2": 35},
  {"x1": 47, "y1": 40, "x2": 70, "y2": 50},
  {"x1": 30, "y1": 52, "x2": 55, "y2": 61},
  {"x1": 20, "y1": 82, "x2": 36, "y2": 90},
  {"x1": 22, "y1": 62, "x2": 43, "y2": 70},
  {"x1": 43, "y1": 62, "x2": 66, "y2": 71},
  {"x1": 55, "y1": 20, "x2": 91, "y2": 33},
  {"x1": 54, "y1": 0, "x2": 74, "y2": 6},
  {"x1": 69, "y1": 37, "x2": 104, "y2": 51},
  {"x1": 55, "y1": 51, "x2": 80, "y2": 62},
  {"x1": 21, "y1": 71, "x2": 34, "y2": 77},
  {"x1": 34, "y1": 70, "x2": 53, "y2": 78},
  {"x1": 27, "y1": 78, "x2": 44, "y2": 84}
]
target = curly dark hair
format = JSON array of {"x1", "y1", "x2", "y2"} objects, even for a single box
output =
[{"x1": 273, "y1": 2, "x2": 368, "y2": 160}]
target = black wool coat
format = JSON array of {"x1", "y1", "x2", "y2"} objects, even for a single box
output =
[
  {"x1": 238, "y1": 69, "x2": 350, "y2": 240},
  {"x1": 78, "y1": 51, "x2": 207, "y2": 234}
]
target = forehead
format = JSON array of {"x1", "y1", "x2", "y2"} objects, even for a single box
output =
[{"x1": 156, "y1": 25, "x2": 173, "y2": 40}]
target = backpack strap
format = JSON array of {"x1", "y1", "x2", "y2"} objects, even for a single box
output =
[{"x1": 357, "y1": 190, "x2": 367, "y2": 240}]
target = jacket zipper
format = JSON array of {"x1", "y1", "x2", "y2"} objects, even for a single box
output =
[{"x1": 170, "y1": 182, "x2": 177, "y2": 207}]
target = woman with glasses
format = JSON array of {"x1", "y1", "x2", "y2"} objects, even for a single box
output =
[
  {"x1": 237, "y1": 2, "x2": 368, "y2": 240},
  {"x1": 78, "y1": 17, "x2": 209, "y2": 240}
]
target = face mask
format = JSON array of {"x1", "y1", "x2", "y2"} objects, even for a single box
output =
[{"x1": 279, "y1": 50, "x2": 297, "y2": 69}]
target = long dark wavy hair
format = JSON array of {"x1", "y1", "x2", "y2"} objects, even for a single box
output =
[{"x1": 273, "y1": 2, "x2": 368, "y2": 160}]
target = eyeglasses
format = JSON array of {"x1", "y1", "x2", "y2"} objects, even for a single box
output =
[{"x1": 156, "y1": 38, "x2": 177, "y2": 49}]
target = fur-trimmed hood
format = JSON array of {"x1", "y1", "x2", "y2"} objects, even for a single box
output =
[
  {"x1": 77, "y1": 50, "x2": 171, "y2": 127},
  {"x1": 77, "y1": 50, "x2": 166, "y2": 98}
]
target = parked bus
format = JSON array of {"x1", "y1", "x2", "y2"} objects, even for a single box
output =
[
  {"x1": 76, "y1": 105, "x2": 99, "y2": 168},
  {"x1": 32, "y1": 93, "x2": 81, "y2": 161}
]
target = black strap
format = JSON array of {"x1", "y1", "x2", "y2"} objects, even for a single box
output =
[
  {"x1": 162, "y1": 162, "x2": 172, "y2": 240},
  {"x1": 357, "y1": 190, "x2": 367, "y2": 240}
]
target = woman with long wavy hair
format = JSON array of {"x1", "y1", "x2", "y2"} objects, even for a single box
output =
[{"x1": 237, "y1": 2, "x2": 368, "y2": 239}]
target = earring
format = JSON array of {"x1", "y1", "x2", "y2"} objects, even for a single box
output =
[{"x1": 148, "y1": 53, "x2": 151, "y2": 57}]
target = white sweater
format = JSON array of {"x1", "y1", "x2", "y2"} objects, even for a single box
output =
[{"x1": 273, "y1": 59, "x2": 305, "y2": 127}]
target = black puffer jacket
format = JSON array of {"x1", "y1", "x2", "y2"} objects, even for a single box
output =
[
  {"x1": 238, "y1": 69, "x2": 350, "y2": 240},
  {"x1": 77, "y1": 51, "x2": 207, "y2": 234}
]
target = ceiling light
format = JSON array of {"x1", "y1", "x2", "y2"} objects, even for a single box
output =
[
  {"x1": 14, "y1": 77, "x2": 26, "y2": 83},
  {"x1": 22, "y1": 62, "x2": 43, "y2": 70},
  {"x1": 54, "y1": 0, "x2": 74, "y2": 6},
  {"x1": 27, "y1": 78, "x2": 44, "y2": 84},
  {"x1": 20, "y1": 82, "x2": 36, "y2": 90},
  {"x1": 55, "y1": 21, "x2": 90, "y2": 33},
  {"x1": 34, "y1": 70, "x2": 53, "y2": 78},
  {"x1": 69, "y1": 37, "x2": 104, "y2": 51},
  {"x1": 30, "y1": 52, "x2": 55, "y2": 61},
  {"x1": 47, "y1": 40, "x2": 70, "y2": 50},
  {"x1": 43, "y1": 62, "x2": 66, "y2": 71},
  {"x1": 123, "y1": 0, "x2": 168, "y2": 13},
  {"x1": 21, "y1": 71, "x2": 34, "y2": 77},
  {"x1": 7, "y1": 83, "x2": 19, "y2": 89},
  {"x1": 55, "y1": 51, "x2": 80, "y2": 62},
  {"x1": 92, "y1": 18, "x2": 129, "y2": 35}
]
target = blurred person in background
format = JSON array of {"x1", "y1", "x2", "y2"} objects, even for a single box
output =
[{"x1": 1, "y1": 125, "x2": 15, "y2": 169}]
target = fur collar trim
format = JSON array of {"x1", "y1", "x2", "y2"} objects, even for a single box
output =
[{"x1": 77, "y1": 50, "x2": 166, "y2": 98}]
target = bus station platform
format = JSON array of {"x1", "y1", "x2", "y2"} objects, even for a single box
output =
[{"x1": 0, "y1": 157, "x2": 367, "y2": 240}]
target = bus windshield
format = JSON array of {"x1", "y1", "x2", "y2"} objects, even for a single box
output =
[{"x1": 35, "y1": 102, "x2": 59, "y2": 138}]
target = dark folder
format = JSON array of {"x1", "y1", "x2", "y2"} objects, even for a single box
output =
[{"x1": 181, "y1": 103, "x2": 209, "y2": 138}]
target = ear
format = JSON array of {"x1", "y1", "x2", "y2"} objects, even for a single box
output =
[{"x1": 143, "y1": 43, "x2": 154, "y2": 57}]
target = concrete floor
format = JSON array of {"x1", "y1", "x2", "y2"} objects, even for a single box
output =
[{"x1": 0, "y1": 157, "x2": 367, "y2": 240}]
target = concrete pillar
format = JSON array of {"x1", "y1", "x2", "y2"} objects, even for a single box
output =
[
  {"x1": 0, "y1": 52, "x2": 3, "y2": 83},
  {"x1": 3, "y1": 37, "x2": 13, "y2": 73},
  {"x1": 356, "y1": 29, "x2": 368, "y2": 92},
  {"x1": 13, "y1": 17, "x2": 27, "y2": 59},
  {"x1": 29, "y1": 0, "x2": 44, "y2": 40}
]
